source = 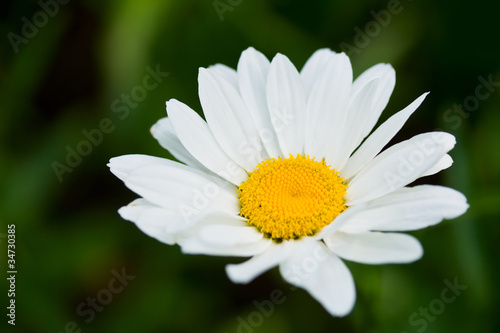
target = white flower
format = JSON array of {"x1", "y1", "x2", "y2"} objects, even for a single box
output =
[{"x1": 108, "y1": 47, "x2": 468, "y2": 316}]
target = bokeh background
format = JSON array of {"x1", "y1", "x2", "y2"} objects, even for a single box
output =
[{"x1": 1, "y1": 0, "x2": 499, "y2": 332}]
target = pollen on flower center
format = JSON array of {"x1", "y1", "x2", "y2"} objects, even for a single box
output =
[{"x1": 237, "y1": 154, "x2": 348, "y2": 241}]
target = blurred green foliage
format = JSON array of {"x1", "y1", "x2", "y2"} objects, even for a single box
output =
[{"x1": 1, "y1": 0, "x2": 499, "y2": 332}]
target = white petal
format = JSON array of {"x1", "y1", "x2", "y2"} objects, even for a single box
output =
[
  {"x1": 109, "y1": 154, "x2": 164, "y2": 181},
  {"x1": 193, "y1": 213, "x2": 248, "y2": 228},
  {"x1": 108, "y1": 154, "x2": 230, "y2": 188},
  {"x1": 209, "y1": 63, "x2": 238, "y2": 89},
  {"x1": 167, "y1": 99, "x2": 247, "y2": 185},
  {"x1": 325, "y1": 78, "x2": 378, "y2": 170},
  {"x1": 116, "y1": 162, "x2": 239, "y2": 218},
  {"x1": 305, "y1": 52, "x2": 353, "y2": 166},
  {"x1": 279, "y1": 240, "x2": 356, "y2": 317},
  {"x1": 421, "y1": 154, "x2": 453, "y2": 177},
  {"x1": 325, "y1": 231, "x2": 423, "y2": 264},
  {"x1": 119, "y1": 199, "x2": 250, "y2": 246},
  {"x1": 300, "y1": 48, "x2": 337, "y2": 97},
  {"x1": 150, "y1": 117, "x2": 208, "y2": 171},
  {"x1": 267, "y1": 53, "x2": 307, "y2": 156},
  {"x1": 118, "y1": 199, "x2": 177, "y2": 245},
  {"x1": 179, "y1": 230, "x2": 272, "y2": 257},
  {"x1": 200, "y1": 225, "x2": 264, "y2": 247},
  {"x1": 181, "y1": 212, "x2": 249, "y2": 237},
  {"x1": 120, "y1": 198, "x2": 239, "y2": 232},
  {"x1": 237, "y1": 47, "x2": 281, "y2": 158},
  {"x1": 226, "y1": 241, "x2": 293, "y2": 284},
  {"x1": 108, "y1": 154, "x2": 198, "y2": 182},
  {"x1": 340, "y1": 185, "x2": 469, "y2": 233},
  {"x1": 346, "y1": 131, "x2": 456, "y2": 205},
  {"x1": 351, "y1": 63, "x2": 396, "y2": 139},
  {"x1": 342, "y1": 93, "x2": 429, "y2": 180},
  {"x1": 199, "y1": 68, "x2": 262, "y2": 169},
  {"x1": 108, "y1": 155, "x2": 240, "y2": 232}
]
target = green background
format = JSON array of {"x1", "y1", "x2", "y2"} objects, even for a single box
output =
[{"x1": 1, "y1": 0, "x2": 499, "y2": 332}]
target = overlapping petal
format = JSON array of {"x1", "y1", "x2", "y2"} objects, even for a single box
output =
[
  {"x1": 342, "y1": 92, "x2": 429, "y2": 179},
  {"x1": 341, "y1": 185, "x2": 468, "y2": 233},
  {"x1": 238, "y1": 47, "x2": 281, "y2": 158},
  {"x1": 166, "y1": 99, "x2": 247, "y2": 185},
  {"x1": 300, "y1": 48, "x2": 337, "y2": 97},
  {"x1": 350, "y1": 63, "x2": 396, "y2": 139},
  {"x1": 199, "y1": 68, "x2": 263, "y2": 170},
  {"x1": 346, "y1": 131, "x2": 456, "y2": 205},
  {"x1": 108, "y1": 154, "x2": 239, "y2": 216},
  {"x1": 150, "y1": 117, "x2": 208, "y2": 171}
]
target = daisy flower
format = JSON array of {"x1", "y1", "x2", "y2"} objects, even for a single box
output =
[{"x1": 108, "y1": 47, "x2": 468, "y2": 316}]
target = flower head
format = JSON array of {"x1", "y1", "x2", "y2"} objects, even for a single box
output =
[{"x1": 108, "y1": 47, "x2": 468, "y2": 316}]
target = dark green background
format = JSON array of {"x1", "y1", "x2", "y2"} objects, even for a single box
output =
[{"x1": 1, "y1": 0, "x2": 499, "y2": 332}]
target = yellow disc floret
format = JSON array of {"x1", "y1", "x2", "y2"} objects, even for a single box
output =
[{"x1": 238, "y1": 154, "x2": 348, "y2": 241}]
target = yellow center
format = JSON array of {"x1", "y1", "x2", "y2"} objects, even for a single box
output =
[{"x1": 238, "y1": 154, "x2": 347, "y2": 241}]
